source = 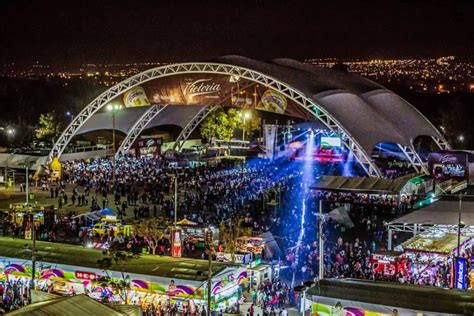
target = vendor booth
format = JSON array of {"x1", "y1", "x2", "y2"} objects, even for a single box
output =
[
  {"x1": 0, "y1": 237, "x2": 247, "y2": 313},
  {"x1": 73, "y1": 208, "x2": 131, "y2": 238},
  {"x1": 175, "y1": 219, "x2": 219, "y2": 250},
  {"x1": 8, "y1": 202, "x2": 55, "y2": 227},
  {"x1": 400, "y1": 233, "x2": 473, "y2": 289}
]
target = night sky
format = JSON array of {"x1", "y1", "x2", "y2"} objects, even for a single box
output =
[{"x1": 1, "y1": 0, "x2": 473, "y2": 64}]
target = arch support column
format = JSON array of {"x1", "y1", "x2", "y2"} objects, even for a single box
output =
[
  {"x1": 115, "y1": 104, "x2": 168, "y2": 158},
  {"x1": 398, "y1": 144, "x2": 429, "y2": 175},
  {"x1": 173, "y1": 105, "x2": 220, "y2": 152}
]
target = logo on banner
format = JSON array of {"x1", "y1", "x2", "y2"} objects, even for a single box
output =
[
  {"x1": 454, "y1": 258, "x2": 467, "y2": 290},
  {"x1": 183, "y1": 79, "x2": 221, "y2": 101},
  {"x1": 123, "y1": 86, "x2": 151, "y2": 108},
  {"x1": 75, "y1": 270, "x2": 97, "y2": 281},
  {"x1": 440, "y1": 154, "x2": 458, "y2": 164}
]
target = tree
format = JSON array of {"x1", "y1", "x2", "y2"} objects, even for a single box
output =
[
  {"x1": 200, "y1": 108, "x2": 241, "y2": 143},
  {"x1": 35, "y1": 112, "x2": 62, "y2": 144},
  {"x1": 218, "y1": 217, "x2": 251, "y2": 262},
  {"x1": 133, "y1": 219, "x2": 164, "y2": 255}
]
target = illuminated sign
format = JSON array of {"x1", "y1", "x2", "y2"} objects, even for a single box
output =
[
  {"x1": 321, "y1": 136, "x2": 341, "y2": 148},
  {"x1": 74, "y1": 270, "x2": 97, "y2": 281},
  {"x1": 183, "y1": 78, "x2": 222, "y2": 102}
]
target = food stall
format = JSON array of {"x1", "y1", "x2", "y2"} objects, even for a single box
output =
[
  {"x1": 401, "y1": 233, "x2": 473, "y2": 288},
  {"x1": 235, "y1": 236, "x2": 265, "y2": 255},
  {"x1": 0, "y1": 254, "x2": 246, "y2": 313},
  {"x1": 73, "y1": 208, "x2": 132, "y2": 238},
  {"x1": 175, "y1": 219, "x2": 219, "y2": 249},
  {"x1": 210, "y1": 267, "x2": 248, "y2": 312},
  {"x1": 8, "y1": 202, "x2": 55, "y2": 227},
  {"x1": 233, "y1": 237, "x2": 274, "y2": 289}
]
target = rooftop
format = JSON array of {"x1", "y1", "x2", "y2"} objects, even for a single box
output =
[
  {"x1": 307, "y1": 278, "x2": 474, "y2": 314},
  {"x1": 0, "y1": 237, "x2": 232, "y2": 281},
  {"x1": 390, "y1": 199, "x2": 474, "y2": 226}
]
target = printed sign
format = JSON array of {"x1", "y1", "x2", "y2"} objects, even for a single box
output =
[
  {"x1": 428, "y1": 151, "x2": 468, "y2": 180},
  {"x1": 256, "y1": 90, "x2": 287, "y2": 114},
  {"x1": 123, "y1": 86, "x2": 151, "y2": 108},
  {"x1": 454, "y1": 257, "x2": 467, "y2": 290},
  {"x1": 171, "y1": 228, "x2": 182, "y2": 257},
  {"x1": 75, "y1": 270, "x2": 97, "y2": 281}
]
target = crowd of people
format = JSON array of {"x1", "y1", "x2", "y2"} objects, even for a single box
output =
[
  {"x1": 0, "y1": 279, "x2": 31, "y2": 313},
  {"x1": 2, "y1": 153, "x2": 471, "y2": 315}
]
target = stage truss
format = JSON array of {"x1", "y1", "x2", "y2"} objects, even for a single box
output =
[
  {"x1": 115, "y1": 104, "x2": 168, "y2": 157},
  {"x1": 49, "y1": 62, "x2": 450, "y2": 177}
]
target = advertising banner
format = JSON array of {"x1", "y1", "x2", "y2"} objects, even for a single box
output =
[
  {"x1": 123, "y1": 86, "x2": 151, "y2": 108},
  {"x1": 453, "y1": 257, "x2": 467, "y2": 290},
  {"x1": 136, "y1": 137, "x2": 163, "y2": 157},
  {"x1": 170, "y1": 228, "x2": 182, "y2": 258},
  {"x1": 137, "y1": 74, "x2": 309, "y2": 118},
  {"x1": 256, "y1": 90, "x2": 287, "y2": 114},
  {"x1": 428, "y1": 151, "x2": 468, "y2": 180},
  {"x1": 148, "y1": 75, "x2": 226, "y2": 105},
  {"x1": 264, "y1": 124, "x2": 278, "y2": 160}
]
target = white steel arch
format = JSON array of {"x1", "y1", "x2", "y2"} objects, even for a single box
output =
[
  {"x1": 432, "y1": 136, "x2": 452, "y2": 150},
  {"x1": 398, "y1": 144, "x2": 429, "y2": 174},
  {"x1": 115, "y1": 104, "x2": 168, "y2": 157},
  {"x1": 172, "y1": 80, "x2": 256, "y2": 152},
  {"x1": 173, "y1": 104, "x2": 220, "y2": 152},
  {"x1": 49, "y1": 62, "x2": 382, "y2": 177}
]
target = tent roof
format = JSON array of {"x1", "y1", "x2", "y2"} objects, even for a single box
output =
[
  {"x1": 70, "y1": 56, "x2": 445, "y2": 158},
  {"x1": 176, "y1": 218, "x2": 197, "y2": 226},
  {"x1": 75, "y1": 104, "x2": 206, "y2": 135},
  {"x1": 311, "y1": 174, "x2": 419, "y2": 195},
  {"x1": 0, "y1": 237, "x2": 234, "y2": 282},
  {"x1": 390, "y1": 200, "x2": 474, "y2": 226},
  {"x1": 402, "y1": 234, "x2": 471, "y2": 254},
  {"x1": 7, "y1": 294, "x2": 123, "y2": 316},
  {"x1": 216, "y1": 55, "x2": 444, "y2": 154},
  {"x1": 307, "y1": 278, "x2": 474, "y2": 314}
]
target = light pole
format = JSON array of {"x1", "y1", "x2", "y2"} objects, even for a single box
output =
[
  {"x1": 241, "y1": 111, "x2": 251, "y2": 141},
  {"x1": 21, "y1": 160, "x2": 35, "y2": 291},
  {"x1": 107, "y1": 104, "x2": 122, "y2": 183},
  {"x1": 167, "y1": 173, "x2": 179, "y2": 226},
  {"x1": 66, "y1": 111, "x2": 74, "y2": 122},
  {"x1": 318, "y1": 199, "x2": 324, "y2": 280},
  {"x1": 204, "y1": 228, "x2": 213, "y2": 315},
  {"x1": 174, "y1": 175, "x2": 178, "y2": 226},
  {"x1": 457, "y1": 193, "x2": 463, "y2": 258},
  {"x1": 6, "y1": 127, "x2": 15, "y2": 144}
]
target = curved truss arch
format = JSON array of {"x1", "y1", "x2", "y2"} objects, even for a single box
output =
[
  {"x1": 173, "y1": 104, "x2": 220, "y2": 152},
  {"x1": 432, "y1": 136, "x2": 451, "y2": 150},
  {"x1": 49, "y1": 62, "x2": 382, "y2": 177},
  {"x1": 397, "y1": 144, "x2": 429, "y2": 174},
  {"x1": 115, "y1": 104, "x2": 168, "y2": 157}
]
